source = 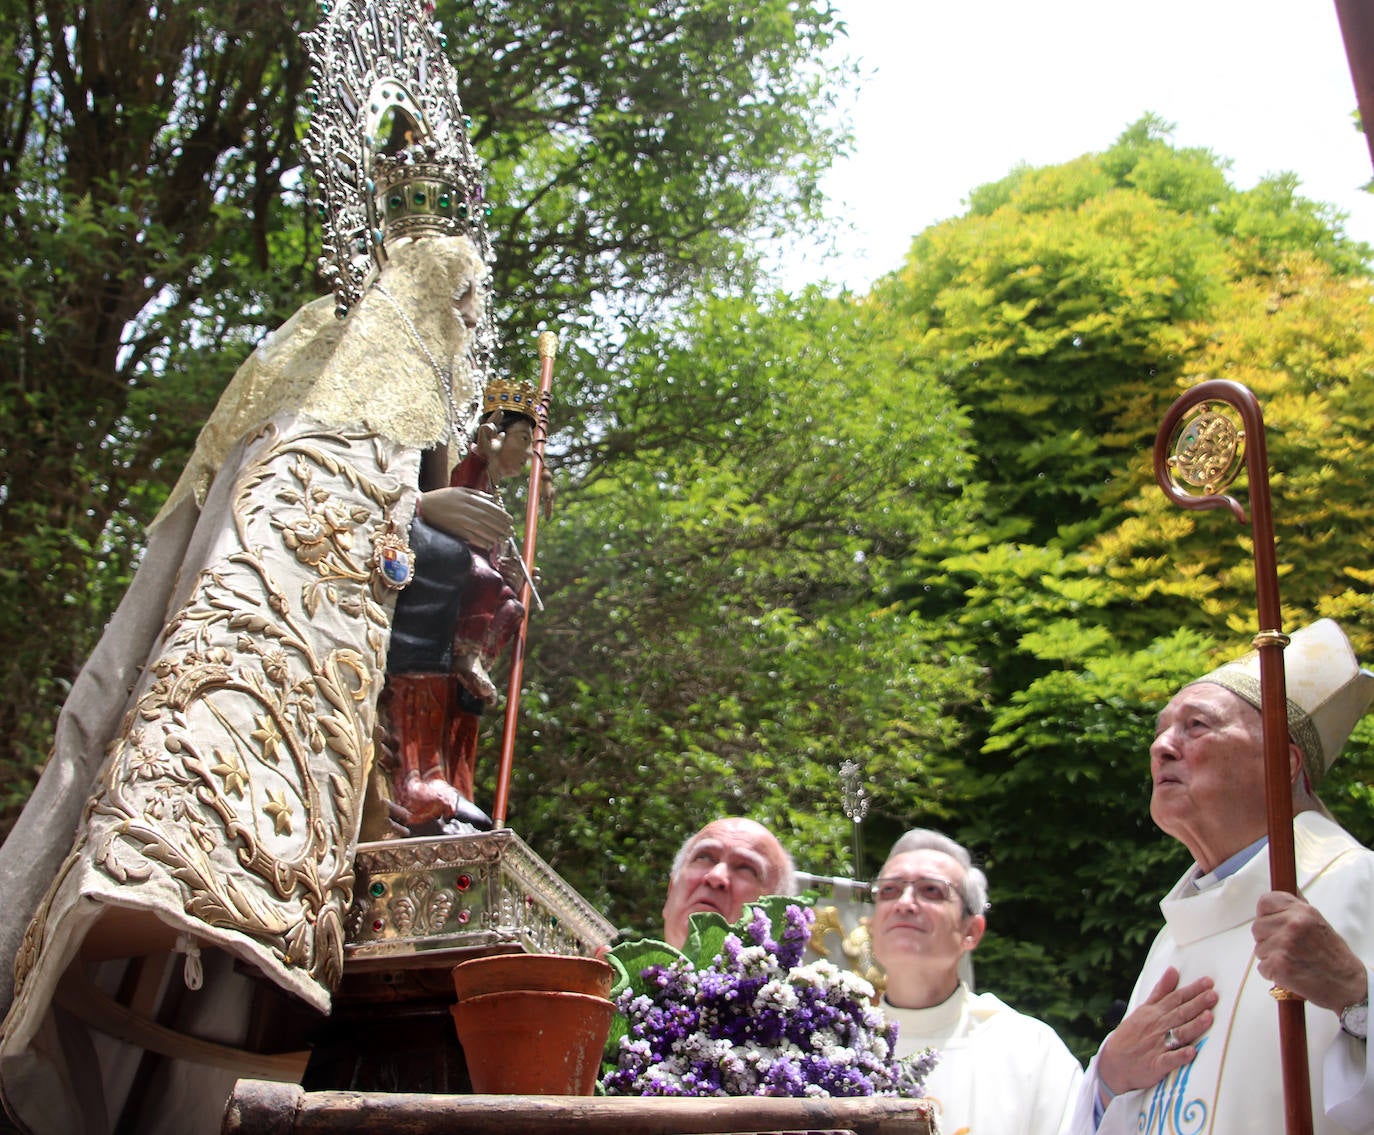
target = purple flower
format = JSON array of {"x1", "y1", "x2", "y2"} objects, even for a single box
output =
[
  {"x1": 776, "y1": 904, "x2": 813, "y2": 970},
  {"x1": 601, "y1": 899, "x2": 936, "y2": 1099},
  {"x1": 746, "y1": 904, "x2": 776, "y2": 953}
]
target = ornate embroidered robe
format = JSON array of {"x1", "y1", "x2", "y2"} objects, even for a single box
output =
[{"x1": 0, "y1": 235, "x2": 485, "y2": 1134}]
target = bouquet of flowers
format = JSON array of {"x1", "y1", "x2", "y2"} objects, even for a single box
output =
[{"x1": 600, "y1": 896, "x2": 936, "y2": 1098}]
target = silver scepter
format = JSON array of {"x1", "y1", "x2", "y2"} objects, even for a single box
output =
[{"x1": 840, "y1": 758, "x2": 870, "y2": 881}]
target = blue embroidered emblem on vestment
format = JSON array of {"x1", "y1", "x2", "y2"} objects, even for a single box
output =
[{"x1": 1135, "y1": 1037, "x2": 1209, "y2": 1135}]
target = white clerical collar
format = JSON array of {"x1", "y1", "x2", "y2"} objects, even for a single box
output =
[
  {"x1": 1191, "y1": 835, "x2": 1268, "y2": 893},
  {"x1": 882, "y1": 981, "x2": 969, "y2": 1032}
]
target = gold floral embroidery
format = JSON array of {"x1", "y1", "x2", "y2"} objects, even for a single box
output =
[{"x1": 73, "y1": 424, "x2": 412, "y2": 990}]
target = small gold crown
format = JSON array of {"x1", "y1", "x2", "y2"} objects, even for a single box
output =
[{"x1": 483, "y1": 376, "x2": 544, "y2": 421}]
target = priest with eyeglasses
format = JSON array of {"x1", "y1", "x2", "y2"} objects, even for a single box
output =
[{"x1": 871, "y1": 828, "x2": 1083, "y2": 1134}]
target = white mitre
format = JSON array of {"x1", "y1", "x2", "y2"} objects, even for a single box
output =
[{"x1": 1189, "y1": 618, "x2": 1374, "y2": 782}]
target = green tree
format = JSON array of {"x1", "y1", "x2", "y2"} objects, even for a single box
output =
[
  {"x1": 870, "y1": 119, "x2": 1374, "y2": 1056},
  {"x1": 1087, "y1": 247, "x2": 1374, "y2": 844},
  {"x1": 494, "y1": 289, "x2": 984, "y2": 929},
  {"x1": 873, "y1": 116, "x2": 1368, "y2": 552},
  {"x1": 480, "y1": 121, "x2": 1374, "y2": 1024},
  {"x1": 0, "y1": 0, "x2": 317, "y2": 817},
  {"x1": 1091, "y1": 251, "x2": 1374, "y2": 652}
]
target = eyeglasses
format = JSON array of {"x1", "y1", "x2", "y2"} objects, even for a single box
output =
[{"x1": 871, "y1": 875, "x2": 964, "y2": 909}]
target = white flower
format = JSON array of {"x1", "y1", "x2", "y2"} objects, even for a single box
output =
[
  {"x1": 754, "y1": 979, "x2": 800, "y2": 1011},
  {"x1": 821, "y1": 1043, "x2": 858, "y2": 1066},
  {"x1": 809, "y1": 1027, "x2": 840, "y2": 1051}
]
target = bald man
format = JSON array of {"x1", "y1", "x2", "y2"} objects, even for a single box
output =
[{"x1": 660, "y1": 817, "x2": 795, "y2": 948}]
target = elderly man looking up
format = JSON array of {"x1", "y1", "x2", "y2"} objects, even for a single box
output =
[
  {"x1": 661, "y1": 817, "x2": 794, "y2": 949},
  {"x1": 1071, "y1": 618, "x2": 1374, "y2": 1134},
  {"x1": 871, "y1": 828, "x2": 1083, "y2": 1134}
]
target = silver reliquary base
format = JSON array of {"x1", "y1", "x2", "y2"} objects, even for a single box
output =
[{"x1": 344, "y1": 829, "x2": 616, "y2": 965}]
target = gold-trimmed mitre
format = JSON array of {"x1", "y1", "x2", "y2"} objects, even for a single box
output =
[{"x1": 1189, "y1": 618, "x2": 1374, "y2": 782}]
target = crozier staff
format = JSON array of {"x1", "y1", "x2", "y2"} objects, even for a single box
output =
[{"x1": 1070, "y1": 619, "x2": 1374, "y2": 1135}]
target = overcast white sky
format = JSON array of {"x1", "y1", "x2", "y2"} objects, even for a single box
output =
[{"x1": 777, "y1": 0, "x2": 1374, "y2": 292}]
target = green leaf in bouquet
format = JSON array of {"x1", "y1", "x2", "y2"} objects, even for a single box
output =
[
  {"x1": 680, "y1": 911, "x2": 731, "y2": 967},
  {"x1": 601, "y1": 936, "x2": 687, "y2": 1072},
  {"x1": 606, "y1": 937, "x2": 685, "y2": 1002},
  {"x1": 682, "y1": 894, "x2": 812, "y2": 966}
]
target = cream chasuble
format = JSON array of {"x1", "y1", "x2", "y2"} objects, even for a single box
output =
[{"x1": 885, "y1": 983, "x2": 1083, "y2": 1135}]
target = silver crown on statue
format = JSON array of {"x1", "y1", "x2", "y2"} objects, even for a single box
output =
[{"x1": 301, "y1": 0, "x2": 498, "y2": 383}]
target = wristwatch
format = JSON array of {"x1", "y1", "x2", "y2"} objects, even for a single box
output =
[{"x1": 1339, "y1": 997, "x2": 1368, "y2": 1041}]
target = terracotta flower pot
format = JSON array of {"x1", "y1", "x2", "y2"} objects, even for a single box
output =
[
  {"x1": 451, "y1": 989, "x2": 616, "y2": 1095},
  {"x1": 451, "y1": 952, "x2": 613, "y2": 1002}
]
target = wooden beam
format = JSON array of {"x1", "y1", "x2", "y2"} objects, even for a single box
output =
[
  {"x1": 221, "y1": 1082, "x2": 937, "y2": 1135},
  {"x1": 54, "y1": 968, "x2": 310, "y2": 1082}
]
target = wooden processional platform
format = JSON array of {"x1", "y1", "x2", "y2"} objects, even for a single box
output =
[
  {"x1": 226, "y1": 831, "x2": 934, "y2": 1135},
  {"x1": 224, "y1": 1082, "x2": 937, "y2": 1135}
]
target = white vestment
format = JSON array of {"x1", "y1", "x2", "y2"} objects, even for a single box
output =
[
  {"x1": 886, "y1": 983, "x2": 1084, "y2": 1135},
  {"x1": 1072, "y1": 811, "x2": 1374, "y2": 1135}
]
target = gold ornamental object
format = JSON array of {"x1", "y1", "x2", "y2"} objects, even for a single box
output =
[{"x1": 1165, "y1": 401, "x2": 1245, "y2": 496}]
